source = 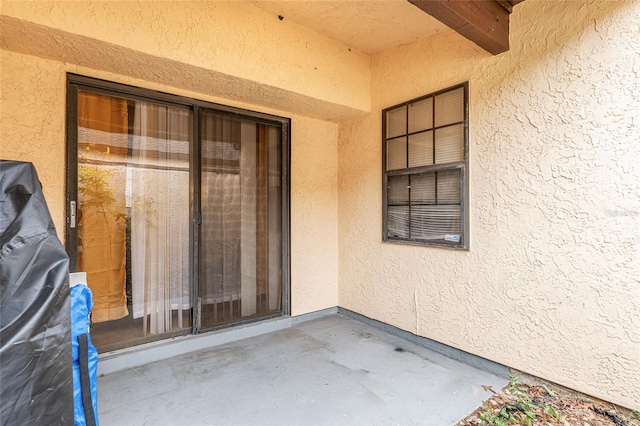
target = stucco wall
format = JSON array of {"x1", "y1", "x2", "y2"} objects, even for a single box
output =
[
  {"x1": 0, "y1": 50, "x2": 67, "y2": 230},
  {"x1": 291, "y1": 118, "x2": 339, "y2": 315},
  {"x1": 0, "y1": 0, "x2": 370, "y2": 119},
  {"x1": 338, "y1": 0, "x2": 640, "y2": 409},
  {"x1": 1, "y1": 49, "x2": 339, "y2": 315},
  {"x1": 1, "y1": 0, "x2": 348, "y2": 316},
  {"x1": 2, "y1": 0, "x2": 638, "y2": 410}
]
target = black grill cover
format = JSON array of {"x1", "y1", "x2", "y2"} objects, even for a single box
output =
[{"x1": 0, "y1": 160, "x2": 73, "y2": 425}]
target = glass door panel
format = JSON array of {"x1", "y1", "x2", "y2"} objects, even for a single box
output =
[
  {"x1": 69, "y1": 76, "x2": 289, "y2": 351},
  {"x1": 199, "y1": 111, "x2": 282, "y2": 328},
  {"x1": 76, "y1": 91, "x2": 192, "y2": 351}
]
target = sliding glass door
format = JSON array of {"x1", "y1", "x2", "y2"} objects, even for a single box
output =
[
  {"x1": 72, "y1": 90, "x2": 193, "y2": 351},
  {"x1": 67, "y1": 75, "x2": 289, "y2": 352},
  {"x1": 200, "y1": 112, "x2": 282, "y2": 328}
]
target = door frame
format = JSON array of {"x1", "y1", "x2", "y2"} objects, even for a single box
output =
[{"x1": 65, "y1": 73, "x2": 291, "y2": 341}]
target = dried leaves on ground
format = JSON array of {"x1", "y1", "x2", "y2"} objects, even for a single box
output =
[{"x1": 457, "y1": 374, "x2": 640, "y2": 426}]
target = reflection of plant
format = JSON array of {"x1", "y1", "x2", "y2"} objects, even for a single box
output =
[
  {"x1": 80, "y1": 165, "x2": 113, "y2": 211},
  {"x1": 78, "y1": 160, "x2": 125, "y2": 274},
  {"x1": 79, "y1": 164, "x2": 126, "y2": 221},
  {"x1": 131, "y1": 195, "x2": 158, "y2": 226}
]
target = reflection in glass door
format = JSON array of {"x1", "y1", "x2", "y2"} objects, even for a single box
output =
[
  {"x1": 75, "y1": 91, "x2": 192, "y2": 351},
  {"x1": 200, "y1": 112, "x2": 282, "y2": 329},
  {"x1": 68, "y1": 76, "x2": 289, "y2": 352}
]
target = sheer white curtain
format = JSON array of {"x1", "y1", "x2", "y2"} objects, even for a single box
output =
[
  {"x1": 130, "y1": 102, "x2": 191, "y2": 335},
  {"x1": 199, "y1": 114, "x2": 282, "y2": 328}
]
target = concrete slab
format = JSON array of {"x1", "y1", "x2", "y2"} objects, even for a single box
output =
[{"x1": 98, "y1": 314, "x2": 507, "y2": 425}]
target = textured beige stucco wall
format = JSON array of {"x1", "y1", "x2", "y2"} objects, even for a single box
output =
[
  {"x1": 3, "y1": 0, "x2": 639, "y2": 409},
  {"x1": 291, "y1": 118, "x2": 339, "y2": 315},
  {"x1": 0, "y1": 0, "x2": 370, "y2": 118},
  {"x1": 338, "y1": 0, "x2": 640, "y2": 409},
  {"x1": 0, "y1": 50, "x2": 67, "y2": 232},
  {"x1": 1, "y1": 49, "x2": 339, "y2": 315},
  {"x1": 1, "y1": 0, "x2": 349, "y2": 315}
]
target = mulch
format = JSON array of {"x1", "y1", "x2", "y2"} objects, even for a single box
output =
[{"x1": 457, "y1": 377, "x2": 640, "y2": 426}]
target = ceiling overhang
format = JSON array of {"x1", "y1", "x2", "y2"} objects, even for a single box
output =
[
  {"x1": 408, "y1": 0, "x2": 525, "y2": 55},
  {"x1": 251, "y1": 1, "x2": 452, "y2": 55}
]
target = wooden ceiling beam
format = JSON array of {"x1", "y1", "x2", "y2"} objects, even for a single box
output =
[
  {"x1": 495, "y1": 0, "x2": 513, "y2": 13},
  {"x1": 408, "y1": 0, "x2": 523, "y2": 55}
]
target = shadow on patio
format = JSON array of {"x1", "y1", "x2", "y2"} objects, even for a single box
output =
[{"x1": 98, "y1": 314, "x2": 507, "y2": 425}]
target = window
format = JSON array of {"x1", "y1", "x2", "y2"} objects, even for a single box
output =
[{"x1": 382, "y1": 83, "x2": 469, "y2": 249}]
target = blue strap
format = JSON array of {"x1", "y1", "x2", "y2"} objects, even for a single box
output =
[{"x1": 78, "y1": 334, "x2": 96, "y2": 426}]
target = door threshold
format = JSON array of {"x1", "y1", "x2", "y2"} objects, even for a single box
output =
[{"x1": 98, "y1": 307, "x2": 338, "y2": 376}]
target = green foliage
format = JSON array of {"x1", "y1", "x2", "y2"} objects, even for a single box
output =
[
  {"x1": 478, "y1": 374, "x2": 563, "y2": 425},
  {"x1": 79, "y1": 164, "x2": 116, "y2": 208},
  {"x1": 78, "y1": 163, "x2": 125, "y2": 223},
  {"x1": 541, "y1": 384, "x2": 556, "y2": 398},
  {"x1": 506, "y1": 373, "x2": 528, "y2": 395},
  {"x1": 77, "y1": 158, "x2": 125, "y2": 273}
]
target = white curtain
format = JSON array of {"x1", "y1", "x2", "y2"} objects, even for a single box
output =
[{"x1": 130, "y1": 102, "x2": 191, "y2": 335}]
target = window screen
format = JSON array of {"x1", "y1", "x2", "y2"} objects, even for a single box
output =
[{"x1": 382, "y1": 83, "x2": 468, "y2": 248}]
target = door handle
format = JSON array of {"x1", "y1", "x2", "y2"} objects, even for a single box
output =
[{"x1": 70, "y1": 201, "x2": 77, "y2": 228}]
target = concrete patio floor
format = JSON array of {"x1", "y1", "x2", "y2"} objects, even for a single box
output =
[{"x1": 98, "y1": 314, "x2": 508, "y2": 425}]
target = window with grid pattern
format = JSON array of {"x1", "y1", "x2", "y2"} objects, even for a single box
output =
[{"x1": 382, "y1": 83, "x2": 468, "y2": 249}]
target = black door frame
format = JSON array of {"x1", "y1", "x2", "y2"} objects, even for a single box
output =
[{"x1": 65, "y1": 73, "x2": 291, "y2": 341}]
